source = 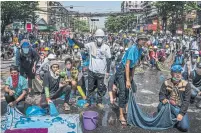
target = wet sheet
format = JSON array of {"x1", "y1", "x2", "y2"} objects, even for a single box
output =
[{"x1": 127, "y1": 90, "x2": 177, "y2": 130}]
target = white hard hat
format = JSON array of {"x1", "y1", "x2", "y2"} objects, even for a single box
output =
[
  {"x1": 125, "y1": 48, "x2": 128, "y2": 51},
  {"x1": 94, "y1": 29, "x2": 105, "y2": 37},
  {"x1": 154, "y1": 46, "x2": 158, "y2": 49},
  {"x1": 194, "y1": 51, "x2": 199, "y2": 55},
  {"x1": 47, "y1": 54, "x2": 56, "y2": 60}
]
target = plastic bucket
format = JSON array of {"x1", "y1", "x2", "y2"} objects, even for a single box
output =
[{"x1": 83, "y1": 111, "x2": 98, "y2": 130}]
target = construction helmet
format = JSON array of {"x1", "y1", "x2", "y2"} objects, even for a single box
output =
[
  {"x1": 74, "y1": 45, "x2": 79, "y2": 49},
  {"x1": 44, "y1": 47, "x2": 50, "y2": 51},
  {"x1": 94, "y1": 29, "x2": 105, "y2": 37}
]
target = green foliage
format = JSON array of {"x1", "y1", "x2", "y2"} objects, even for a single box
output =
[
  {"x1": 74, "y1": 19, "x2": 90, "y2": 32},
  {"x1": 1, "y1": 1, "x2": 39, "y2": 34},
  {"x1": 105, "y1": 14, "x2": 136, "y2": 33}
]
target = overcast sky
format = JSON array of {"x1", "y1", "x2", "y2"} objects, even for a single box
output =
[{"x1": 60, "y1": 1, "x2": 122, "y2": 28}]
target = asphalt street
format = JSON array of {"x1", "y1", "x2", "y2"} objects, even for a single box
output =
[{"x1": 1, "y1": 59, "x2": 201, "y2": 133}]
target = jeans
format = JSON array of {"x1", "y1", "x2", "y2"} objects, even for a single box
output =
[
  {"x1": 150, "y1": 59, "x2": 156, "y2": 67},
  {"x1": 40, "y1": 85, "x2": 71, "y2": 108},
  {"x1": 158, "y1": 103, "x2": 189, "y2": 132},
  {"x1": 4, "y1": 93, "x2": 26, "y2": 114},
  {"x1": 115, "y1": 63, "x2": 137, "y2": 108},
  {"x1": 86, "y1": 70, "x2": 106, "y2": 104},
  {"x1": 191, "y1": 86, "x2": 201, "y2": 99}
]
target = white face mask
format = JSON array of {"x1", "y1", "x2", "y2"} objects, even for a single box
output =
[
  {"x1": 74, "y1": 49, "x2": 78, "y2": 53},
  {"x1": 192, "y1": 58, "x2": 197, "y2": 63},
  {"x1": 96, "y1": 37, "x2": 103, "y2": 47}
]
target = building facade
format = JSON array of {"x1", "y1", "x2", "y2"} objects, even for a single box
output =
[{"x1": 121, "y1": 1, "x2": 144, "y2": 12}]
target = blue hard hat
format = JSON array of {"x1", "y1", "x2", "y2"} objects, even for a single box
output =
[
  {"x1": 21, "y1": 42, "x2": 30, "y2": 48},
  {"x1": 171, "y1": 65, "x2": 183, "y2": 73}
]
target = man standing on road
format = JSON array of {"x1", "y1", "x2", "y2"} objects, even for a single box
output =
[
  {"x1": 115, "y1": 34, "x2": 148, "y2": 125},
  {"x1": 70, "y1": 29, "x2": 111, "y2": 109},
  {"x1": 16, "y1": 41, "x2": 39, "y2": 92}
]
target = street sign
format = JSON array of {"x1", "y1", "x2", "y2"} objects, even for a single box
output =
[
  {"x1": 91, "y1": 19, "x2": 99, "y2": 21},
  {"x1": 26, "y1": 23, "x2": 32, "y2": 32}
]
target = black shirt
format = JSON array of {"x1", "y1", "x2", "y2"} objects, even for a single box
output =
[{"x1": 43, "y1": 71, "x2": 60, "y2": 94}]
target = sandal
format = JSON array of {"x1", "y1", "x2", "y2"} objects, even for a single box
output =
[
  {"x1": 119, "y1": 119, "x2": 127, "y2": 126},
  {"x1": 84, "y1": 103, "x2": 90, "y2": 108}
]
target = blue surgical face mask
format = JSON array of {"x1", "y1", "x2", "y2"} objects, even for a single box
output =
[{"x1": 22, "y1": 48, "x2": 29, "y2": 54}]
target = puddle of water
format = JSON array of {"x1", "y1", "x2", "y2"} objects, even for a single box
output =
[
  {"x1": 140, "y1": 89, "x2": 155, "y2": 94},
  {"x1": 187, "y1": 108, "x2": 201, "y2": 113}
]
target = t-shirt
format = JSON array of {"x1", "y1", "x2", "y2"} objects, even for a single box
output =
[
  {"x1": 5, "y1": 75, "x2": 28, "y2": 98},
  {"x1": 43, "y1": 72, "x2": 60, "y2": 95},
  {"x1": 121, "y1": 44, "x2": 143, "y2": 68},
  {"x1": 85, "y1": 42, "x2": 111, "y2": 74}
]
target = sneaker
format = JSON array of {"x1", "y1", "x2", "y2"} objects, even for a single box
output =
[
  {"x1": 64, "y1": 103, "x2": 71, "y2": 111},
  {"x1": 97, "y1": 103, "x2": 104, "y2": 109}
]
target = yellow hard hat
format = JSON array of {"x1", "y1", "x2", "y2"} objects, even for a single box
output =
[
  {"x1": 44, "y1": 47, "x2": 50, "y2": 51},
  {"x1": 74, "y1": 45, "x2": 79, "y2": 49},
  {"x1": 166, "y1": 45, "x2": 169, "y2": 48},
  {"x1": 35, "y1": 41, "x2": 38, "y2": 44},
  {"x1": 149, "y1": 46, "x2": 153, "y2": 49}
]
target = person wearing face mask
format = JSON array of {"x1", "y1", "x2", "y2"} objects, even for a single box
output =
[
  {"x1": 60, "y1": 58, "x2": 79, "y2": 98},
  {"x1": 158, "y1": 65, "x2": 191, "y2": 132},
  {"x1": 16, "y1": 41, "x2": 39, "y2": 93},
  {"x1": 174, "y1": 50, "x2": 184, "y2": 66},
  {"x1": 189, "y1": 62, "x2": 201, "y2": 108},
  {"x1": 41, "y1": 61, "x2": 72, "y2": 111},
  {"x1": 73, "y1": 45, "x2": 82, "y2": 70},
  {"x1": 70, "y1": 29, "x2": 111, "y2": 109},
  {"x1": 4, "y1": 65, "x2": 28, "y2": 112}
]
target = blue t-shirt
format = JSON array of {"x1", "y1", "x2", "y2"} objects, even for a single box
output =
[
  {"x1": 121, "y1": 44, "x2": 143, "y2": 68},
  {"x1": 5, "y1": 75, "x2": 28, "y2": 98},
  {"x1": 67, "y1": 38, "x2": 75, "y2": 47}
]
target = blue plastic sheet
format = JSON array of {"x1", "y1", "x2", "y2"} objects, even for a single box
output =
[
  {"x1": 1, "y1": 106, "x2": 83, "y2": 133},
  {"x1": 127, "y1": 90, "x2": 177, "y2": 130},
  {"x1": 76, "y1": 100, "x2": 87, "y2": 108},
  {"x1": 49, "y1": 103, "x2": 59, "y2": 116},
  {"x1": 26, "y1": 106, "x2": 47, "y2": 117}
]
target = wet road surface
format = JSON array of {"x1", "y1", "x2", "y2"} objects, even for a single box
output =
[{"x1": 1, "y1": 60, "x2": 201, "y2": 133}]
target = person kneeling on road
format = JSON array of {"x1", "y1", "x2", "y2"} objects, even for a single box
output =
[
  {"x1": 189, "y1": 62, "x2": 201, "y2": 108},
  {"x1": 159, "y1": 65, "x2": 191, "y2": 132},
  {"x1": 41, "y1": 61, "x2": 71, "y2": 111},
  {"x1": 4, "y1": 65, "x2": 28, "y2": 113}
]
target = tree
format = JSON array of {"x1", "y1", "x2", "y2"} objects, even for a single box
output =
[
  {"x1": 1, "y1": 1, "x2": 39, "y2": 35},
  {"x1": 154, "y1": 1, "x2": 201, "y2": 35},
  {"x1": 105, "y1": 14, "x2": 137, "y2": 33},
  {"x1": 74, "y1": 19, "x2": 90, "y2": 32}
]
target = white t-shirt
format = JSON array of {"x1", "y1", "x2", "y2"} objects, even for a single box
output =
[{"x1": 85, "y1": 42, "x2": 111, "y2": 74}]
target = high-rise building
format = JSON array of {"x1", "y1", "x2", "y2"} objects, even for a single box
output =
[
  {"x1": 141, "y1": 1, "x2": 158, "y2": 24},
  {"x1": 121, "y1": 1, "x2": 144, "y2": 12}
]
